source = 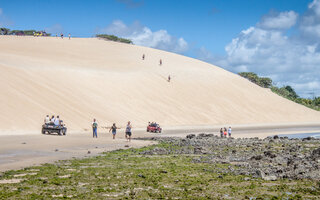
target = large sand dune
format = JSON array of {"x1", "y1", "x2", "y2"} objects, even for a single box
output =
[{"x1": 0, "y1": 36, "x2": 320, "y2": 133}]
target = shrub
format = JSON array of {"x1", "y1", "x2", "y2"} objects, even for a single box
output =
[
  {"x1": 240, "y1": 72, "x2": 319, "y2": 111},
  {"x1": 238, "y1": 72, "x2": 272, "y2": 88},
  {"x1": 96, "y1": 34, "x2": 132, "y2": 44}
]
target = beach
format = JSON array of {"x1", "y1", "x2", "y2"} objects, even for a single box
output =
[
  {"x1": 1, "y1": 36, "x2": 320, "y2": 174},
  {"x1": 1, "y1": 123, "x2": 320, "y2": 172},
  {"x1": 1, "y1": 36, "x2": 320, "y2": 133}
]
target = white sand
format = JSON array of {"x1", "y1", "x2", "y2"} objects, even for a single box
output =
[{"x1": 0, "y1": 35, "x2": 320, "y2": 134}]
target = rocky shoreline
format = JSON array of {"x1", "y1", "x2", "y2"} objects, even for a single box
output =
[{"x1": 136, "y1": 134, "x2": 320, "y2": 181}]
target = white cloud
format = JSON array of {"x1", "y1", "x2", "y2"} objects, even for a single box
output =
[
  {"x1": 258, "y1": 11, "x2": 298, "y2": 30},
  {"x1": 202, "y1": 5, "x2": 320, "y2": 98},
  {"x1": 308, "y1": 0, "x2": 320, "y2": 16},
  {"x1": 98, "y1": 20, "x2": 188, "y2": 54},
  {"x1": 300, "y1": 0, "x2": 320, "y2": 40}
]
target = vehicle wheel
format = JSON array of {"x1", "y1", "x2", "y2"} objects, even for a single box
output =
[
  {"x1": 58, "y1": 130, "x2": 62, "y2": 135},
  {"x1": 41, "y1": 129, "x2": 45, "y2": 134},
  {"x1": 146, "y1": 129, "x2": 149, "y2": 132}
]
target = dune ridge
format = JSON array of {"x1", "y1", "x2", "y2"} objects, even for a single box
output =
[{"x1": 0, "y1": 36, "x2": 320, "y2": 133}]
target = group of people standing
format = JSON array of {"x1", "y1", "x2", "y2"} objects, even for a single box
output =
[
  {"x1": 44, "y1": 115, "x2": 61, "y2": 126},
  {"x1": 220, "y1": 127, "x2": 232, "y2": 138},
  {"x1": 91, "y1": 119, "x2": 132, "y2": 142}
]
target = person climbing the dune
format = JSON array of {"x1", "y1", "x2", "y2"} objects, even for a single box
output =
[
  {"x1": 159, "y1": 59, "x2": 162, "y2": 66},
  {"x1": 168, "y1": 75, "x2": 171, "y2": 82},
  {"x1": 92, "y1": 118, "x2": 98, "y2": 138},
  {"x1": 125, "y1": 121, "x2": 132, "y2": 142},
  {"x1": 142, "y1": 54, "x2": 145, "y2": 60},
  {"x1": 109, "y1": 123, "x2": 119, "y2": 139}
]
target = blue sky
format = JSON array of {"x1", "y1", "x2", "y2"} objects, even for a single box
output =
[{"x1": 1, "y1": 0, "x2": 320, "y2": 97}]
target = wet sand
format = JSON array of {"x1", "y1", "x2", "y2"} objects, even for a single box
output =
[{"x1": 0, "y1": 132, "x2": 156, "y2": 172}]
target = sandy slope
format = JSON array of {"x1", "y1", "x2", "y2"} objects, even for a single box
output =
[{"x1": 0, "y1": 35, "x2": 320, "y2": 133}]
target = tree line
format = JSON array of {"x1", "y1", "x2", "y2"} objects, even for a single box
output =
[
  {"x1": 0, "y1": 27, "x2": 50, "y2": 36},
  {"x1": 96, "y1": 34, "x2": 132, "y2": 44},
  {"x1": 238, "y1": 72, "x2": 320, "y2": 111}
]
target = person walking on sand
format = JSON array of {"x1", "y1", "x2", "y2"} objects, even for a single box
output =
[
  {"x1": 220, "y1": 128, "x2": 223, "y2": 138},
  {"x1": 159, "y1": 59, "x2": 162, "y2": 66},
  {"x1": 109, "y1": 123, "x2": 119, "y2": 139},
  {"x1": 60, "y1": 33, "x2": 64, "y2": 39},
  {"x1": 228, "y1": 127, "x2": 232, "y2": 137},
  {"x1": 142, "y1": 54, "x2": 145, "y2": 60},
  {"x1": 168, "y1": 75, "x2": 171, "y2": 82},
  {"x1": 92, "y1": 119, "x2": 98, "y2": 138},
  {"x1": 68, "y1": 33, "x2": 71, "y2": 40},
  {"x1": 125, "y1": 121, "x2": 132, "y2": 142},
  {"x1": 224, "y1": 127, "x2": 227, "y2": 138}
]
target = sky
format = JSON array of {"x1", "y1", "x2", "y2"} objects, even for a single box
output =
[{"x1": 0, "y1": 0, "x2": 320, "y2": 98}]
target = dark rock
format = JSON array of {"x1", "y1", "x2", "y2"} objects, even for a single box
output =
[
  {"x1": 196, "y1": 133, "x2": 214, "y2": 139},
  {"x1": 124, "y1": 145, "x2": 129, "y2": 147},
  {"x1": 186, "y1": 134, "x2": 196, "y2": 139},
  {"x1": 256, "y1": 170, "x2": 265, "y2": 178},
  {"x1": 251, "y1": 155, "x2": 263, "y2": 160},
  {"x1": 194, "y1": 147, "x2": 203, "y2": 154},
  {"x1": 264, "y1": 151, "x2": 276, "y2": 158},
  {"x1": 138, "y1": 174, "x2": 146, "y2": 178},
  {"x1": 55, "y1": 149, "x2": 59, "y2": 152},
  {"x1": 160, "y1": 170, "x2": 168, "y2": 174},
  {"x1": 21, "y1": 142, "x2": 26, "y2": 144},
  {"x1": 134, "y1": 132, "x2": 320, "y2": 180},
  {"x1": 87, "y1": 151, "x2": 91, "y2": 154},
  {"x1": 302, "y1": 137, "x2": 314, "y2": 141},
  {"x1": 311, "y1": 148, "x2": 320, "y2": 160}
]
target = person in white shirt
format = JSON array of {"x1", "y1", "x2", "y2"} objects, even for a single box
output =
[
  {"x1": 44, "y1": 115, "x2": 50, "y2": 124},
  {"x1": 54, "y1": 116, "x2": 60, "y2": 126}
]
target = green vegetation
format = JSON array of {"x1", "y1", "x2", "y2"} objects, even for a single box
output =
[
  {"x1": 96, "y1": 34, "x2": 133, "y2": 44},
  {"x1": 0, "y1": 27, "x2": 51, "y2": 36},
  {"x1": 238, "y1": 72, "x2": 273, "y2": 88},
  {"x1": 239, "y1": 72, "x2": 320, "y2": 111},
  {"x1": 0, "y1": 142, "x2": 319, "y2": 199}
]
